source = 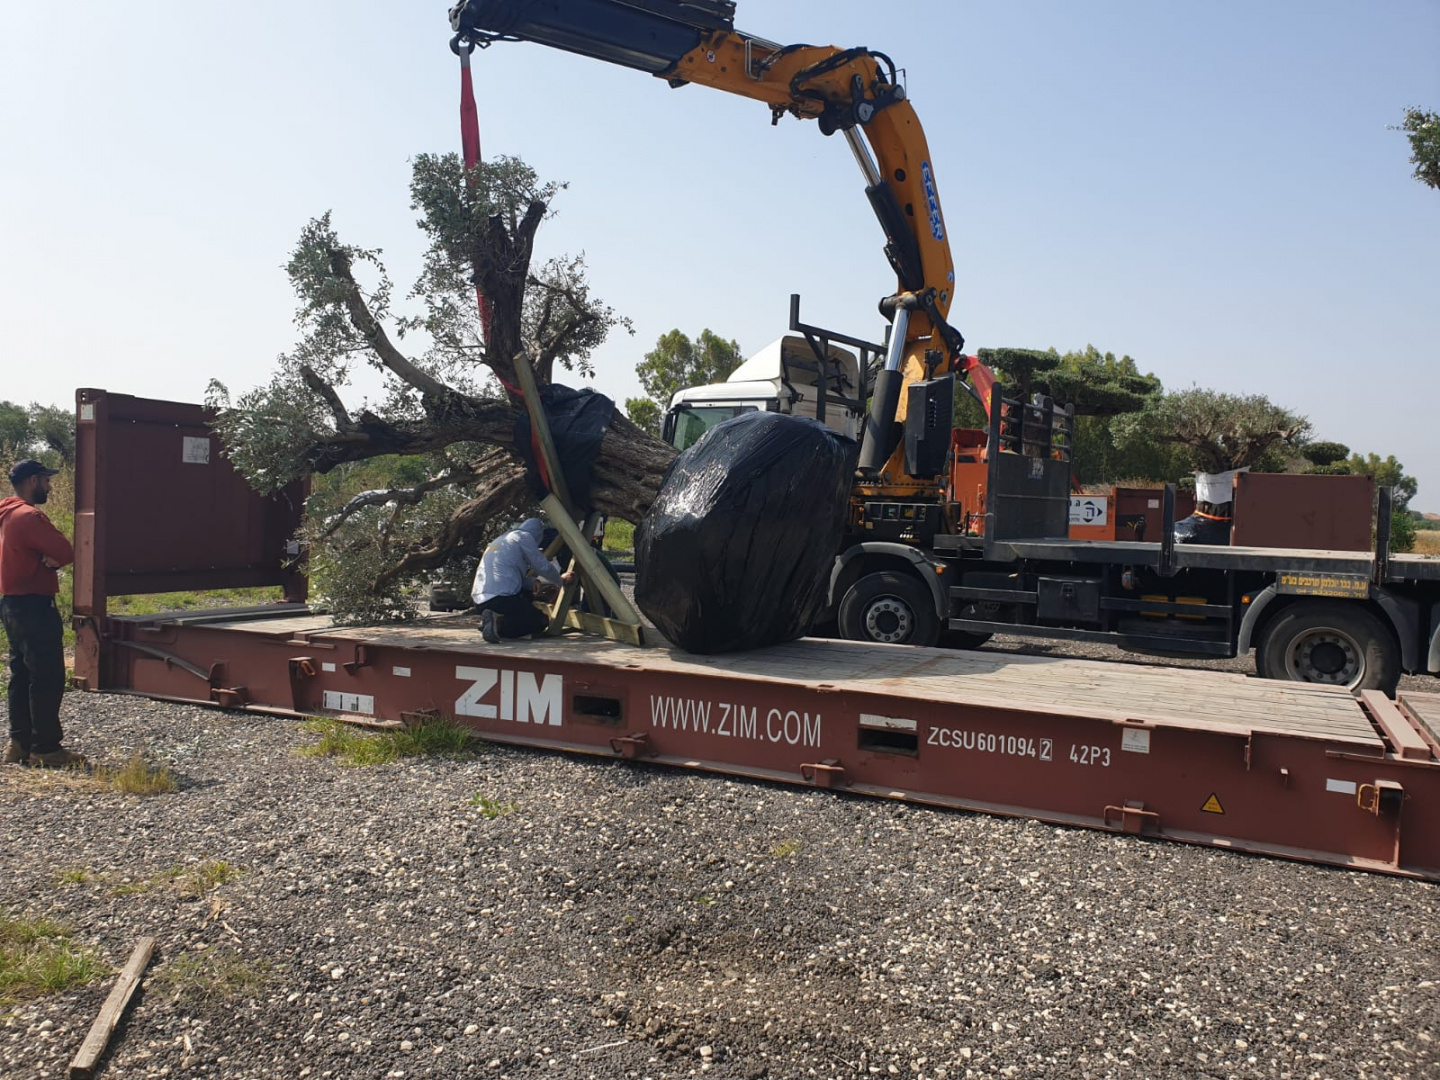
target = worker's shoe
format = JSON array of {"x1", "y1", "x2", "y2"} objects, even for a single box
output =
[
  {"x1": 28, "y1": 747, "x2": 88, "y2": 770},
  {"x1": 480, "y1": 610, "x2": 501, "y2": 644},
  {"x1": 3, "y1": 740, "x2": 29, "y2": 766}
]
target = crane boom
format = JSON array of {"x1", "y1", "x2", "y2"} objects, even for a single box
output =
[{"x1": 449, "y1": 0, "x2": 994, "y2": 476}]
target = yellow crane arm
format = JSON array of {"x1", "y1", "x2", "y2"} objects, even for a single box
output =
[{"x1": 450, "y1": 0, "x2": 984, "y2": 472}]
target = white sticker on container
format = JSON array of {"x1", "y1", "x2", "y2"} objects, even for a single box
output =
[
  {"x1": 80, "y1": 403, "x2": 95, "y2": 422},
  {"x1": 322, "y1": 690, "x2": 374, "y2": 715},
  {"x1": 1121, "y1": 728, "x2": 1151, "y2": 754},
  {"x1": 393, "y1": 666, "x2": 411, "y2": 677},
  {"x1": 859, "y1": 712, "x2": 916, "y2": 732},
  {"x1": 1326, "y1": 778, "x2": 1358, "y2": 795},
  {"x1": 182, "y1": 436, "x2": 210, "y2": 464},
  {"x1": 321, "y1": 662, "x2": 336, "y2": 673}
]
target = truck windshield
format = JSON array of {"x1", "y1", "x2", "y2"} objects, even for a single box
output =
[{"x1": 669, "y1": 405, "x2": 761, "y2": 450}]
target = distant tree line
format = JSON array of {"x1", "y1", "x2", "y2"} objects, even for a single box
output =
[{"x1": 0, "y1": 401, "x2": 75, "y2": 466}]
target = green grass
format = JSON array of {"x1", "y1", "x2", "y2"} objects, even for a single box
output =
[
  {"x1": 603, "y1": 518, "x2": 635, "y2": 554},
  {"x1": 109, "y1": 859, "x2": 242, "y2": 900},
  {"x1": 172, "y1": 860, "x2": 242, "y2": 900},
  {"x1": 469, "y1": 794, "x2": 518, "y2": 819},
  {"x1": 54, "y1": 867, "x2": 94, "y2": 885},
  {"x1": 770, "y1": 839, "x2": 803, "y2": 858},
  {"x1": 299, "y1": 715, "x2": 475, "y2": 767},
  {"x1": 93, "y1": 753, "x2": 178, "y2": 796},
  {"x1": 0, "y1": 912, "x2": 109, "y2": 1004},
  {"x1": 154, "y1": 947, "x2": 271, "y2": 1006},
  {"x1": 106, "y1": 587, "x2": 283, "y2": 618}
]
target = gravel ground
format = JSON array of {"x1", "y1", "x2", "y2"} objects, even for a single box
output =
[{"x1": 3, "y1": 678, "x2": 1438, "y2": 1080}]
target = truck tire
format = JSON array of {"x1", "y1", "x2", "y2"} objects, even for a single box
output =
[
  {"x1": 942, "y1": 628, "x2": 994, "y2": 650},
  {"x1": 1256, "y1": 602, "x2": 1400, "y2": 693},
  {"x1": 839, "y1": 571, "x2": 941, "y2": 647},
  {"x1": 943, "y1": 603, "x2": 995, "y2": 650}
]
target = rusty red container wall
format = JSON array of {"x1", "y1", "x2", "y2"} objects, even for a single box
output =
[
  {"x1": 1112, "y1": 487, "x2": 1195, "y2": 543},
  {"x1": 72, "y1": 389, "x2": 307, "y2": 690},
  {"x1": 1231, "y1": 473, "x2": 1375, "y2": 551},
  {"x1": 103, "y1": 618, "x2": 1440, "y2": 881}
]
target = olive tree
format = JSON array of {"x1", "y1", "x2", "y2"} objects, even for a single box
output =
[
  {"x1": 1112, "y1": 387, "x2": 1311, "y2": 477},
  {"x1": 209, "y1": 153, "x2": 676, "y2": 620}
]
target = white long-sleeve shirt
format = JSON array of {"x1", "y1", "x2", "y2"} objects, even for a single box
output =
[{"x1": 470, "y1": 520, "x2": 562, "y2": 605}]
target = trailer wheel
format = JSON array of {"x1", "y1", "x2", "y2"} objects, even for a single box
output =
[
  {"x1": 839, "y1": 572, "x2": 941, "y2": 647},
  {"x1": 1256, "y1": 602, "x2": 1400, "y2": 693}
]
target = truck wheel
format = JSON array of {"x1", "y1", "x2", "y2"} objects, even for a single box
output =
[
  {"x1": 1256, "y1": 602, "x2": 1400, "y2": 693},
  {"x1": 839, "y1": 572, "x2": 940, "y2": 647}
]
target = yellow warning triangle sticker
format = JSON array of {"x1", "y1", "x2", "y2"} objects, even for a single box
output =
[{"x1": 1201, "y1": 793, "x2": 1225, "y2": 815}]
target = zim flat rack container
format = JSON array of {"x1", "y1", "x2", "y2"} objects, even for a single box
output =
[{"x1": 69, "y1": 389, "x2": 1440, "y2": 881}]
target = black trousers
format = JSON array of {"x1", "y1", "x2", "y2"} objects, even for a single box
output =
[
  {"x1": 1, "y1": 595, "x2": 66, "y2": 754},
  {"x1": 478, "y1": 593, "x2": 548, "y2": 639}
]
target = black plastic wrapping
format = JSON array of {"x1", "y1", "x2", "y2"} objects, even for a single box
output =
[
  {"x1": 513, "y1": 384, "x2": 615, "y2": 512},
  {"x1": 1173, "y1": 511, "x2": 1232, "y2": 545},
  {"x1": 635, "y1": 412, "x2": 859, "y2": 654}
]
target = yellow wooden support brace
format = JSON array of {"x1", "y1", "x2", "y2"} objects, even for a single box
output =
[
  {"x1": 546, "y1": 511, "x2": 599, "y2": 634},
  {"x1": 511, "y1": 351, "x2": 646, "y2": 640},
  {"x1": 540, "y1": 493, "x2": 644, "y2": 631}
]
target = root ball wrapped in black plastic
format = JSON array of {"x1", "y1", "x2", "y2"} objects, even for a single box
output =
[{"x1": 635, "y1": 412, "x2": 859, "y2": 654}]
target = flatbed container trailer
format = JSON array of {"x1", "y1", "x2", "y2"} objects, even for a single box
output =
[{"x1": 70, "y1": 390, "x2": 1440, "y2": 881}]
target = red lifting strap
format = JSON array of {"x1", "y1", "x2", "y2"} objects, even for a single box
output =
[{"x1": 458, "y1": 48, "x2": 495, "y2": 345}]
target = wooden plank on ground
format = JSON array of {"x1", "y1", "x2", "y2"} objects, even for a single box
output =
[{"x1": 69, "y1": 936, "x2": 156, "y2": 1079}]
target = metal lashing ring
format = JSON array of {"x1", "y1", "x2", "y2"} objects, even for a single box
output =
[
  {"x1": 1356, "y1": 783, "x2": 1377, "y2": 814},
  {"x1": 450, "y1": 33, "x2": 475, "y2": 57}
]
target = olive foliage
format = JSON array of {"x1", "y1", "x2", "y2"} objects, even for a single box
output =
[{"x1": 1112, "y1": 387, "x2": 1311, "y2": 476}]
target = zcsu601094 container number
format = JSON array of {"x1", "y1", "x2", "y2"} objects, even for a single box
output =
[
  {"x1": 926, "y1": 727, "x2": 1053, "y2": 761},
  {"x1": 928, "y1": 726, "x2": 1116, "y2": 768}
]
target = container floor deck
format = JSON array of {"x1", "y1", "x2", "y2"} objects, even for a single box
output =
[
  {"x1": 178, "y1": 608, "x2": 1383, "y2": 750},
  {"x1": 1402, "y1": 691, "x2": 1440, "y2": 747}
]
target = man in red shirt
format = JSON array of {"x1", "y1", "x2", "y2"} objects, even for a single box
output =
[{"x1": 0, "y1": 459, "x2": 85, "y2": 767}]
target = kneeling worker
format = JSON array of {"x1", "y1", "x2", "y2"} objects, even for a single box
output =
[{"x1": 472, "y1": 518, "x2": 574, "y2": 643}]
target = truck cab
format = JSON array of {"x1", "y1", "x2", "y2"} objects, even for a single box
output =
[{"x1": 662, "y1": 334, "x2": 864, "y2": 450}]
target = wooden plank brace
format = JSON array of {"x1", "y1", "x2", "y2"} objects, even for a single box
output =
[{"x1": 69, "y1": 936, "x2": 156, "y2": 1079}]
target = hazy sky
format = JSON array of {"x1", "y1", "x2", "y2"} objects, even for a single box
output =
[{"x1": 2, "y1": 2, "x2": 1437, "y2": 507}]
